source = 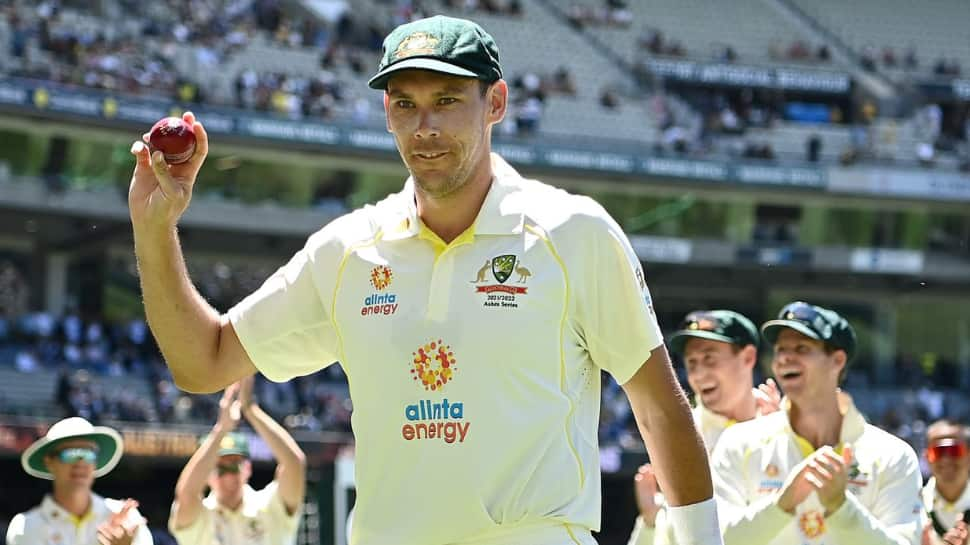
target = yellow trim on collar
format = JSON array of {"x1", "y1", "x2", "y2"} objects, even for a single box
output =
[
  {"x1": 793, "y1": 432, "x2": 843, "y2": 458},
  {"x1": 417, "y1": 221, "x2": 476, "y2": 258},
  {"x1": 70, "y1": 508, "x2": 94, "y2": 528}
]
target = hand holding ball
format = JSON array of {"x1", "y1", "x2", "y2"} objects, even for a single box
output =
[{"x1": 148, "y1": 117, "x2": 197, "y2": 164}]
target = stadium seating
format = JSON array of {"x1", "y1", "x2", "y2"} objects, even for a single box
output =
[
  {"x1": 558, "y1": 0, "x2": 825, "y2": 65},
  {"x1": 788, "y1": 0, "x2": 970, "y2": 77}
]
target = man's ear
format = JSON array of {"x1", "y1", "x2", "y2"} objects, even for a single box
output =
[
  {"x1": 740, "y1": 344, "x2": 758, "y2": 370},
  {"x1": 487, "y1": 80, "x2": 508, "y2": 124}
]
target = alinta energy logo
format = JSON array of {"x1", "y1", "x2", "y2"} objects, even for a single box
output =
[
  {"x1": 401, "y1": 339, "x2": 469, "y2": 444},
  {"x1": 361, "y1": 265, "x2": 398, "y2": 317},
  {"x1": 471, "y1": 254, "x2": 530, "y2": 309}
]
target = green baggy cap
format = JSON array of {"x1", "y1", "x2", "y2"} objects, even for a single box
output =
[
  {"x1": 369, "y1": 15, "x2": 502, "y2": 90},
  {"x1": 669, "y1": 310, "x2": 760, "y2": 356},
  {"x1": 761, "y1": 301, "x2": 857, "y2": 362}
]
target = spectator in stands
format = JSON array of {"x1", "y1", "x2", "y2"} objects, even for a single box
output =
[
  {"x1": 6, "y1": 417, "x2": 153, "y2": 544},
  {"x1": 551, "y1": 66, "x2": 577, "y2": 96},
  {"x1": 169, "y1": 377, "x2": 305, "y2": 545},
  {"x1": 882, "y1": 47, "x2": 898, "y2": 68},
  {"x1": 921, "y1": 419, "x2": 970, "y2": 545},
  {"x1": 514, "y1": 95, "x2": 543, "y2": 135},
  {"x1": 807, "y1": 134, "x2": 822, "y2": 162},
  {"x1": 601, "y1": 87, "x2": 621, "y2": 110},
  {"x1": 639, "y1": 27, "x2": 665, "y2": 55},
  {"x1": 817, "y1": 45, "x2": 831, "y2": 62},
  {"x1": 905, "y1": 46, "x2": 920, "y2": 70},
  {"x1": 861, "y1": 45, "x2": 878, "y2": 71}
]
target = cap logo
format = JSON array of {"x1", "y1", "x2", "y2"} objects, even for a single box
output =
[
  {"x1": 220, "y1": 437, "x2": 236, "y2": 449},
  {"x1": 394, "y1": 32, "x2": 440, "y2": 60}
]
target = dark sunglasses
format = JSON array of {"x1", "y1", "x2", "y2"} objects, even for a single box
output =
[
  {"x1": 216, "y1": 462, "x2": 242, "y2": 475},
  {"x1": 926, "y1": 439, "x2": 968, "y2": 463},
  {"x1": 55, "y1": 447, "x2": 98, "y2": 465}
]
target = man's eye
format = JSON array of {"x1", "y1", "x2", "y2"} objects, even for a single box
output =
[
  {"x1": 396, "y1": 100, "x2": 414, "y2": 108},
  {"x1": 438, "y1": 97, "x2": 457, "y2": 105}
]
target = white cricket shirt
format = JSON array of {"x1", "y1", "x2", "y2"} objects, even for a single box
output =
[
  {"x1": 229, "y1": 154, "x2": 663, "y2": 545},
  {"x1": 710, "y1": 393, "x2": 923, "y2": 545},
  {"x1": 168, "y1": 482, "x2": 300, "y2": 545},
  {"x1": 922, "y1": 477, "x2": 970, "y2": 545},
  {"x1": 6, "y1": 493, "x2": 152, "y2": 545}
]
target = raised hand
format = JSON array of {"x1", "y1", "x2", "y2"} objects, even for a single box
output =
[
  {"x1": 633, "y1": 463, "x2": 663, "y2": 526},
  {"x1": 238, "y1": 375, "x2": 256, "y2": 410},
  {"x1": 776, "y1": 456, "x2": 818, "y2": 513},
  {"x1": 216, "y1": 382, "x2": 242, "y2": 432},
  {"x1": 943, "y1": 519, "x2": 968, "y2": 545},
  {"x1": 806, "y1": 445, "x2": 851, "y2": 516},
  {"x1": 96, "y1": 499, "x2": 144, "y2": 545},
  {"x1": 753, "y1": 378, "x2": 781, "y2": 415},
  {"x1": 128, "y1": 111, "x2": 209, "y2": 234}
]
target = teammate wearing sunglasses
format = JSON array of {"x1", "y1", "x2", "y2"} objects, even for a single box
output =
[
  {"x1": 6, "y1": 417, "x2": 152, "y2": 545},
  {"x1": 711, "y1": 301, "x2": 923, "y2": 544},
  {"x1": 169, "y1": 376, "x2": 306, "y2": 545},
  {"x1": 922, "y1": 419, "x2": 970, "y2": 545},
  {"x1": 628, "y1": 310, "x2": 780, "y2": 545}
]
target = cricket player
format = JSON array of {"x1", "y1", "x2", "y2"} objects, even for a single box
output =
[
  {"x1": 128, "y1": 15, "x2": 721, "y2": 545},
  {"x1": 169, "y1": 376, "x2": 305, "y2": 545},
  {"x1": 711, "y1": 301, "x2": 923, "y2": 545},
  {"x1": 921, "y1": 419, "x2": 970, "y2": 545},
  {"x1": 629, "y1": 310, "x2": 779, "y2": 545},
  {"x1": 6, "y1": 417, "x2": 152, "y2": 545}
]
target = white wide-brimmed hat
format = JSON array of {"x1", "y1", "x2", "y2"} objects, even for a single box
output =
[{"x1": 21, "y1": 417, "x2": 123, "y2": 480}]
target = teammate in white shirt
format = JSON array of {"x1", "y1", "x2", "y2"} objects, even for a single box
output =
[
  {"x1": 921, "y1": 419, "x2": 970, "y2": 545},
  {"x1": 6, "y1": 417, "x2": 152, "y2": 545},
  {"x1": 128, "y1": 14, "x2": 722, "y2": 545},
  {"x1": 711, "y1": 301, "x2": 923, "y2": 545},
  {"x1": 169, "y1": 376, "x2": 306, "y2": 545},
  {"x1": 628, "y1": 310, "x2": 779, "y2": 545}
]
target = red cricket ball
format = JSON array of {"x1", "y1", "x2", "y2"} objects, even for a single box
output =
[{"x1": 148, "y1": 117, "x2": 197, "y2": 164}]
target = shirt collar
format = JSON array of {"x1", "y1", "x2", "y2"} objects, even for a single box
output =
[
  {"x1": 696, "y1": 400, "x2": 735, "y2": 430},
  {"x1": 206, "y1": 484, "x2": 258, "y2": 515},
  {"x1": 42, "y1": 493, "x2": 103, "y2": 526},
  {"x1": 380, "y1": 153, "x2": 525, "y2": 241},
  {"x1": 783, "y1": 390, "x2": 866, "y2": 457},
  {"x1": 926, "y1": 477, "x2": 970, "y2": 510}
]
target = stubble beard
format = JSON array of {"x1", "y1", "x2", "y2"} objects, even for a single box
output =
[{"x1": 410, "y1": 153, "x2": 473, "y2": 200}]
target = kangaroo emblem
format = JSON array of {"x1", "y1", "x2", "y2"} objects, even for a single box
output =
[
  {"x1": 471, "y1": 260, "x2": 490, "y2": 283},
  {"x1": 515, "y1": 264, "x2": 532, "y2": 283}
]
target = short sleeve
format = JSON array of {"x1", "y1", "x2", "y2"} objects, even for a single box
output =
[
  {"x1": 573, "y1": 206, "x2": 663, "y2": 384},
  {"x1": 261, "y1": 481, "x2": 302, "y2": 535},
  {"x1": 168, "y1": 502, "x2": 212, "y2": 545},
  {"x1": 228, "y1": 233, "x2": 342, "y2": 383},
  {"x1": 5, "y1": 513, "x2": 25, "y2": 545}
]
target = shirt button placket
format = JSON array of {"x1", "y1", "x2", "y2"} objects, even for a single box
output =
[{"x1": 426, "y1": 252, "x2": 455, "y2": 321}]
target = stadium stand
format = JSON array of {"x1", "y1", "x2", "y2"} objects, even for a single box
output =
[
  {"x1": 788, "y1": 0, "x2": 968, "y2": 80},
  {"x1": 556, "y1": 0, "x2": 830, "y2": 66}
]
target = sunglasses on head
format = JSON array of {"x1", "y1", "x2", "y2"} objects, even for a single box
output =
[
  {"x1": 781, "y1": 302, "x2": 821, "y2": 322},
  {"x1": 927, "y1": 439, "x2": 968, "y2": 463},
  {"x1": 54, "y1": 447, "x2": 98, "y2": 465},
  {"x1": 681, "y1": 312, "x2": 720, "y2": 332}
]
